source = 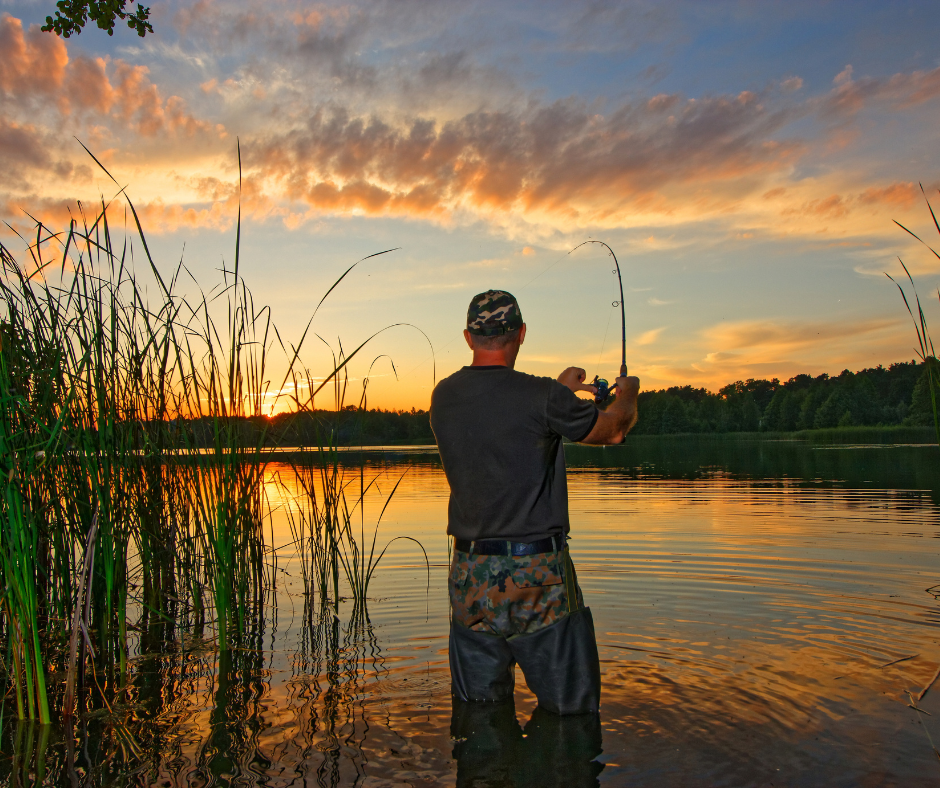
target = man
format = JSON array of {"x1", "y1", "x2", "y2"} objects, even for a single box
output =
[{"x1": 430, "y1": 290, "x2": 639, "y2": 716}]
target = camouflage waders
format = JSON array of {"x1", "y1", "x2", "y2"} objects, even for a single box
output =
[{"x1": 448, "y1": 543, "x2": 601, "y2": 715}]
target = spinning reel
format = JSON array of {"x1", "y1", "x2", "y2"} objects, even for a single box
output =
[{"x1": 591, "y1": 376, "x2": 615, "y2": 404}]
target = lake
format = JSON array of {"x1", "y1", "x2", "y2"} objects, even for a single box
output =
[{"x1": 9, "y1": 436, "x2": 940, "y2": 787}]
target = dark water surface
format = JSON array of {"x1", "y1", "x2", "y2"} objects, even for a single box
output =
[{"x1": 9, "y1": 437, "x2": 940, "y2": 786}]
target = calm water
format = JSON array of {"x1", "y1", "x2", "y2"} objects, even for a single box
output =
[{"x1": 9, "y1": 437, "x2": 940, "y2": 786}]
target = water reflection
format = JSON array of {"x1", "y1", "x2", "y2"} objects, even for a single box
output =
[
  {"x1": 451, "y1": 701, "x2": 603, "y2": 788},
  {"x1": 566, "y1": 435, "x2": 940, "y2": 500},
  {"x1": 3, "y1": 438, "x2": 940, "y2": 786}
]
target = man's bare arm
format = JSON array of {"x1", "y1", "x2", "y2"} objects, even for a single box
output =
[{"x1": 580, "y1": 376, "x2": 639, "y2": 445}]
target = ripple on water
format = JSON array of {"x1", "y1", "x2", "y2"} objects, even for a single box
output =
[{"x1": 22, "y1": 449, "x2": 940, "y2": 787}]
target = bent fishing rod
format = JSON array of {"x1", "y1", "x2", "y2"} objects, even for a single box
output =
[{"x1": 571, "y1": 240, "x2": 627, "y2": 403}]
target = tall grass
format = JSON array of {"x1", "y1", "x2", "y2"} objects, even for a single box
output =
[
  {"x1": 891, "y1": 186, "x2": 940, "y2": 446},
  {"x1": 0, "y1": 152, "x2": 429, "y2": 722}
]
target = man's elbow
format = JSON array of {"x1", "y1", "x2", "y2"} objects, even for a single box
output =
[
  {"x1": 605, "y1": 408, "x2": 637, "y2": 444},
  {"x1": 580, "y1": 407, "x2": 636, "y2": 445}
]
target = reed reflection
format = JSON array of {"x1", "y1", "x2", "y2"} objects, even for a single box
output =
[
  {"x1": 288, "y1": 602, "x2": 388, "y2": 785},
  {"x1": 0, "y1": 605, "x2": 393, "y2": 786}
]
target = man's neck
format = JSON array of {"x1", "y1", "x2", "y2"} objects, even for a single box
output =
[{"x1": 470, "y1": 349, "x2": 516, "y2": 368}]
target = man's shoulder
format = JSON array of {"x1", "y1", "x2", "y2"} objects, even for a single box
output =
[
  {"x1": 507, "y1": 369, "x2": 558, "y2": 394},
  {"x1": 430, "y1": 368, "x2": 557, "y2": 417},
  {"x1": 433, "y1": 367, "x2": 553, "y2": 393}
]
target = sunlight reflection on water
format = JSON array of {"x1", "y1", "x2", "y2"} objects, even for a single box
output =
[
  {"x1": 17, "y1": 440, "x2": 940, "y2": 787},
  {"x1": 246, "y1": 440, "x2": 940, "y2": 786}
]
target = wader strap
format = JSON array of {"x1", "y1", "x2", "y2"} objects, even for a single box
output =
[{"x1": 564, "y1": 547, "x2": 581, "y2": 615}]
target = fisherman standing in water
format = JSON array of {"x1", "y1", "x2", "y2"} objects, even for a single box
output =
[{"x1": 430, "y1": 290, "x2": 640, "y2": 715}]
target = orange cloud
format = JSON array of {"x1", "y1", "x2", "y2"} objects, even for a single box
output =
[
  {"x1": 0, "y1": 15, "x2": 219, "y2": 139},
  {"x1": 0, "y1": 15, "x2": 68, "y2": 97},
  {"x1": 243, "y1": 92, "x2": 804, "y2": 225},
  {"x1": 0, "y1": 194, "x2": 237, "y2": 239},
  {"x1": 858, "y1": 182, "x2": 920, "y2": 208},
  {"x1": 786, "y1": 194, "x2": 848, "y2": 219},
  {"x1": 702, "y1": 317, "x2": 898, "y2": 355},
  {"x1": 656, "y1": 316, "x2": 915, "y2": 390},
  {"x1": 778, "y1": 182, "x2": 930, "y2": 227}
]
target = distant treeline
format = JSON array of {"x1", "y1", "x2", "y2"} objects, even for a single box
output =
[
  {"x1": 168, "y1": 408, "x2": 435, "y2": 448},
  {"x1": 630, "y1": 360, "x2": 932, "y2": 435},
  {"x1": 173, "y1": 360, "x2": 933, "y2": 446},
  {"x1": 267, "y1": 407, "x2": 435, "y2": 446}
]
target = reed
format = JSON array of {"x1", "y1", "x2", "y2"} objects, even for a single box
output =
[
  {"x1": 891, "y1": 186, "x2": 940, "y2": 446},
  {"x1": 0, "y1": 151, "x2": 429, "y2": 721}
]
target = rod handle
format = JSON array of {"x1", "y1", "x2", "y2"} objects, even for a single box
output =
[{"x1": 619, "y1": 363, "x2": 628, "y2": 377}]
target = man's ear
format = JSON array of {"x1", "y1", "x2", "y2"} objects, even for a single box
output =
[
  {"x1": 518, "y1": 324, "x2": 526, "y2": 345},
  {"x1": 463, "y1": 329, "x2": 475, "y2": 350}
]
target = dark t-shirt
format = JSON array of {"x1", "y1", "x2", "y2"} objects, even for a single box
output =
[{"x1": 429, "y1": 365, "x2": 599, "y2": 543}]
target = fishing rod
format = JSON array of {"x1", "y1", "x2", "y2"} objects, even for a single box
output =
[{"x1": 571, "y1": 240, "x2": 627, "y2": 404}]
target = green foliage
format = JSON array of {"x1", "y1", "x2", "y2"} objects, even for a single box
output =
[
  {"x1": 630, "y1": 362, "x2": 924, "y2": 436},
  {"x1": 41, "y1": 0, "x2": 152, "y2": 38},
  {"x1": 0, "y1": 164, "x2": 426, "y2": 720},
  {"x1": 270, "y1": 408, "x2": 434, "y2": 446}
]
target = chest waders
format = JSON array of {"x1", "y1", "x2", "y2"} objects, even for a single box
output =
[{"x1": 449, "y1": 544, "x2": 601, "y2": 715}]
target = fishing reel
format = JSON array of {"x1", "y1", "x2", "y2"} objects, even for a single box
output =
[
  {"x1": 592, "y1": 376, "x2": 616, "y2": 404},
  {"x1": 592, "y1": 362, "x2": 628, "y2": 404}
]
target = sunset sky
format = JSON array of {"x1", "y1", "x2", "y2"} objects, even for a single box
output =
[{"x1": 2, "y1": 0, "x2": 940, "y2": 411}]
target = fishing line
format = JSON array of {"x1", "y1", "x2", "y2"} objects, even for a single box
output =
[
  {"x1": 402, "y1": 246, "x2": 579, "y2": 378},
  {"x1": 404, "y1": 241, "x2": 628, "y2": 382},
  {"x1": 517, "y1": 246, "x2": 582, "y2": 292},
  {"x1": 594, "y1": 302, "x2": 613, "y2": 380},
  {"x1": 570, "y1": 240, "x2": 627, "y2": 380}
]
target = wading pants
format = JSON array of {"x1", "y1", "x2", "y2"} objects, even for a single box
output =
[{"x1": 448, "y1": 546, "x2": 601, "y2": 715}]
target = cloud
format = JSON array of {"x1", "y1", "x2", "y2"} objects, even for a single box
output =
[
  {"x1": 821, "y1": 62, "x2": 940, "y2": 119},
  {"x1": 0, "y1": 192, "x2": 236, "y2": 238},
  {"x1": 0, "y1": 14, "x2": 231, "y2": 232},
  {"x1": 0, "y1": 118, "x2": 62, "y2": 181},
  {"x1": 0, "y1": 14, "x2": 68, "y2": 98},
  {"x1": 858, "y1": 182, "x2": 920, "y2": 208},
  {"x1": 636, "y1": 316, "x2": 916, "y2": 390},
  {"x1": 0, "y1": 15, "x2": 221, "y2": 139},
  {"x1": 4, "y1": 7, "x2": 940, "y2": 245},
  {"x1": 779, "y1": 181, "x2": 927, "y2": 225},
  {"x1": 241, "y1": 87, "x2": 804, "y2": 227},
  {"x1": 647, "y1": 297, "x2": 674, "y2": 306},
  {"x1": 636, "y1": 326, "x2": 665, "y2": 345},
  {"x1": 702, "y1": 317, "x2": 898, "y2": 355}
]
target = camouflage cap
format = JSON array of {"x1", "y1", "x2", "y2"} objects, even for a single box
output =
[{"x1": 466, "y1": 290, "x2": 523, "y2": 336}]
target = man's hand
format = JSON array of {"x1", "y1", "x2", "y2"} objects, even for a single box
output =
[
  {"x1": 581, "y1": 375, "x2": 640, "y2": 445},
  {"x1": 557, "y1": 367, "x2": 597, "y2": 396},
  {"x1": 612, "y1": 375, "x2": 639, "y2": 402}
]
